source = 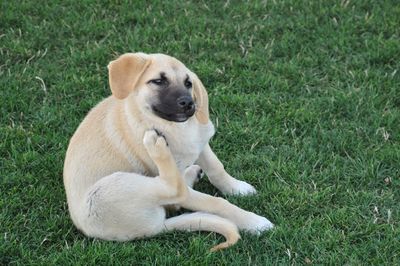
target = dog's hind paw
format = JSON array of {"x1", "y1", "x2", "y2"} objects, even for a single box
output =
[
  {"x1": 240, "y1": 214, "x2": 274, "y2": 235},
  {"x1": 143, "y1": 129, "x2": 169, "y2": 159}
]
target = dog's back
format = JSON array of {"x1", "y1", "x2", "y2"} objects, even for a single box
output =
[{"x1": 63, "y1": 97, "x2": 144, "y2": 228}]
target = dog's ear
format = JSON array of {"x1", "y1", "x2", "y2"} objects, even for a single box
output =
[
  {"x1": 192, "y1": 73, "x2": 209, "y2": 124},
  {"x1": 108, "y1": 53, "x2": 151, "y2": 99}
]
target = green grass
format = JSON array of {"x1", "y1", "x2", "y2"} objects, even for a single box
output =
[{"x1": 1, "y1": 0, "x2": 399, "y2": 264}]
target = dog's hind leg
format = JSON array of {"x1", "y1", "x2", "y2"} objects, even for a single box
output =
[
  {"x1": 77, "y1": 130, "x2": 241, "y2": 250},
  {"x1": 76, "y1": 130, "x2": 190, "y2": 240},
  {"x1": 142, "y1": 130, "x2": 189, "y2": 204},
  {"x1": 180, "y1": 188, "x2": 274, "y2": 234},
  {"x1": 164, "y1": 164, "x2": 203, "y2": 212},
  {"x1": 143, "y1": 130, "x2": 242, "y2": 251}
]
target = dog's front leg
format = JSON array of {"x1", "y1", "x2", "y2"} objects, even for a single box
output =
[{"x1": 196, "y1": 144, "x2": 256, "y2": 195}]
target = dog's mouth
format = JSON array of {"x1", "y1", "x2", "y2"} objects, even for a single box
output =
[{"x1": 152, "y1": 106, "x2": 195, "y2": 123}]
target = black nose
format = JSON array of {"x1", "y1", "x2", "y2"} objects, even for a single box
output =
[{"x1": 176, "y1": 96, "x2": 194, "y2": 112}]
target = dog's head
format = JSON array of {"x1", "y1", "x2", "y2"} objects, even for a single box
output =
[{"x1": 108, "y1": 52, "x2": 209, "y2": 124}]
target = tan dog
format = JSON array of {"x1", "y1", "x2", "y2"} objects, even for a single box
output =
[{"x1": 63, "y1": 52, "x2": 273, "y2": 251}]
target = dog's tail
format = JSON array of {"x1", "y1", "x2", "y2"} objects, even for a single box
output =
[{"x1": 164, "y1": 212, "x2": 240, "y2": 252}]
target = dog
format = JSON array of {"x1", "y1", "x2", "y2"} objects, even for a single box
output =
[{"x1": 63, "y1": 52, "x2": 274, "y2": 251}]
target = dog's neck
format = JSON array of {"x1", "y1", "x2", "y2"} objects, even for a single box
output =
[{"x1": 119, "y1": 95, "x2": 215, "y2": 172}]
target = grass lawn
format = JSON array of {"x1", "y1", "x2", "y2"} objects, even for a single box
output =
[{"x1": 1, "y1": 0, "x2": 399, "y2": 264}]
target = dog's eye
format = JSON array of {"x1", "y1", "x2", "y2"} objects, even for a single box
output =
[
  {"x1": 185, "y1": 79, "x2": 192, "y2": 88},
  {"x1": 149, "y1": 79, "x2": 164, "y2": 85}
]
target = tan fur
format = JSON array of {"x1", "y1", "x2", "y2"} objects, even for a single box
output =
[
  {"x1": 191, "y1": 73, "x2": 209, "y2": 124},
  {"x1": 64, "y1": 52, "x2": 273, "y2": 251}
]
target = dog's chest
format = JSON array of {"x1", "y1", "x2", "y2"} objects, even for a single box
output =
[{"x1": 165, "y1": 120, "x2": 215, "y2": 171}]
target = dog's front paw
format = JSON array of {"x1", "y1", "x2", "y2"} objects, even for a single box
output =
[
  {"x1": 239, "y1": 213, "x2": 274, "y2": 234},
  {"x1": 183, "y1": 165, "x2": 203, "y2": 187},
  {"x1": 220, "y1": 179, "x2": 257, "y2": 196},
  {"x1": 143, "y1": 129, "x2": 169, "y2": 159}
]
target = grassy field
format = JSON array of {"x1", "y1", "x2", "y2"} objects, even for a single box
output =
[{"x1": 1, "y1": 0, "x2": 399, "y2": 264}]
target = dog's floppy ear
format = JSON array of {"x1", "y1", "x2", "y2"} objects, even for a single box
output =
[
  {"x1": 108, "y1": 53, "x2": 151, "y2": 99},
  {"x1": 192, "y1": 73, "x2": 209, "y2": 124}
]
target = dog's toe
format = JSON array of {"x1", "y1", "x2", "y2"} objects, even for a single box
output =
[
  {"x1": 184, "y1": 165, "x2": 203, "y2": 187},
  {"x1": 153, "y1": 128, "x2": 168, "y2": 146},
  {"x1": 143, "y1": 130, "x2": 158, "y2": 147},
  {"x1": 155, "y1": 134, "x2": 168, "y2": 149},
  {"x1": 143, "y1": 129, "x2": 170, "y2": 159},
  {"x1": 197, "y1": 168, "x2": 204, "y2": 180}
]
